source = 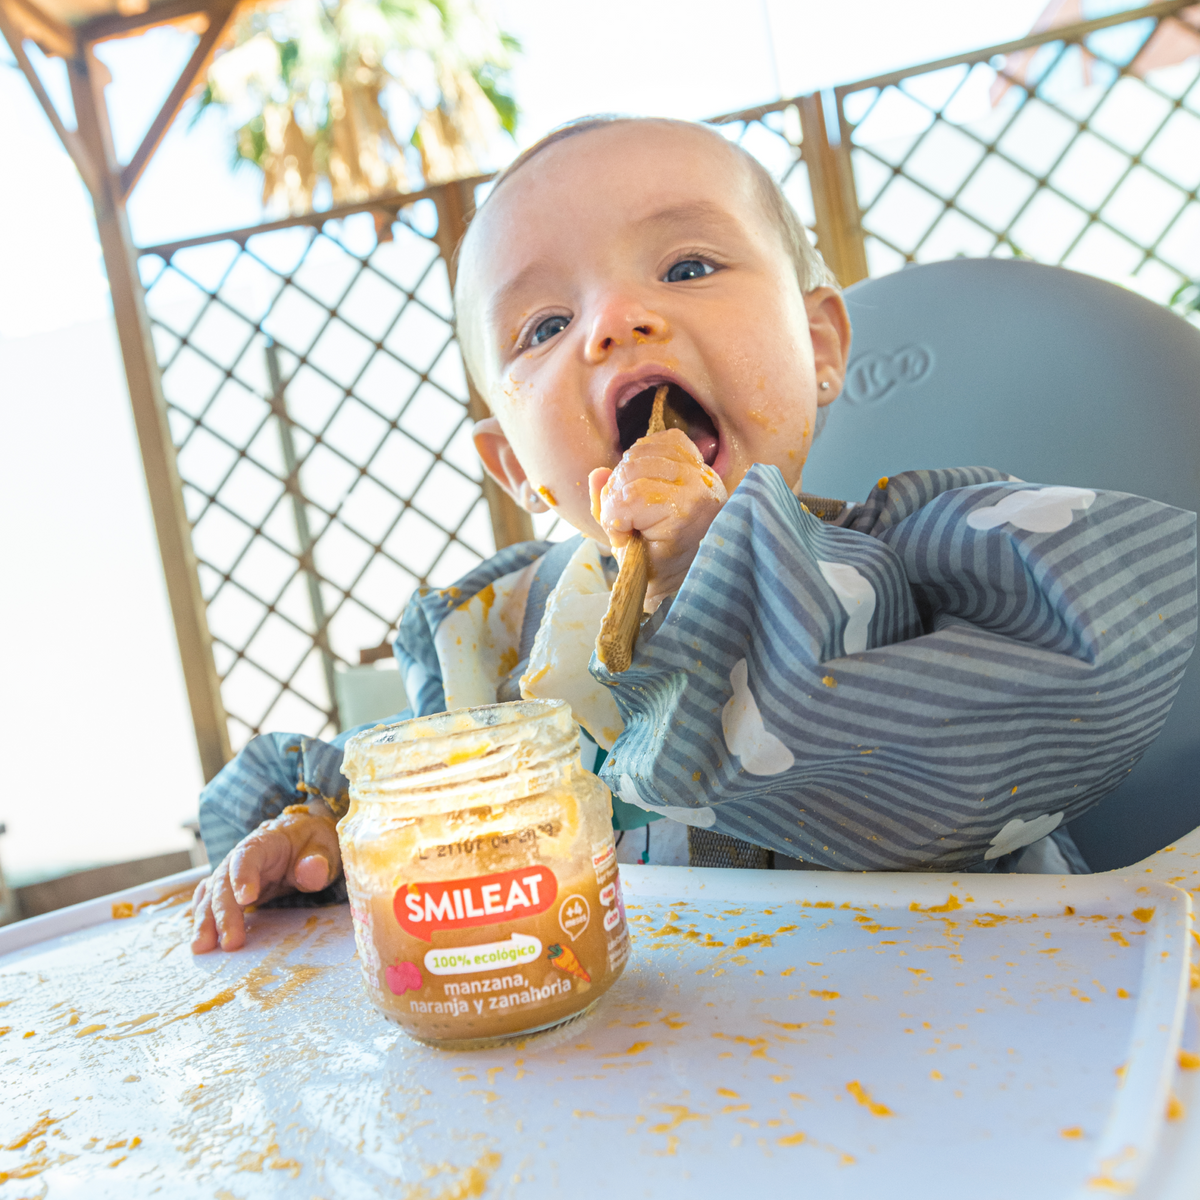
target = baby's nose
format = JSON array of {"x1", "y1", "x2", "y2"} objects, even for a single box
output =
[{"x1": 584, "y1": 300, "x2": 670, "y2": 362}]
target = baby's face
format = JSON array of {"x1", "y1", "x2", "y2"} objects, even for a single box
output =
[{"x1": 459, "y1": 122, "x2": 848, "y2": 544}]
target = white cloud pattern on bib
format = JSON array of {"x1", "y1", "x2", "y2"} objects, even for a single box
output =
[
  {"x1": 818, "y1": 560, "x2": 877, "y2": 655},
  {"x1": 967, "y1": 487, "x2": 1096, "y2": 534},
  {"x1": 722, "y1": 658, "x2": 795, "y2": 776},
  {"x1": 984, "y1": 811, "x2": 1064, "y2": 860},
  {"x1": 617, "y1": 776, "x2": 715, "y2": 827}
]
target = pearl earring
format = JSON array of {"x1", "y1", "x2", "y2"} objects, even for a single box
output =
[
  {"x1": 520, "y1": 482, "x2": 549, "y2": 513},
  {"x1": 819, "y1": 381, "x2": 831, "y2": 391}
]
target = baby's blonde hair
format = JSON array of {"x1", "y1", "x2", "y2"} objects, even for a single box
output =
[{"x1": 453, "y1": 115, "x2": 836, "y2": 387}]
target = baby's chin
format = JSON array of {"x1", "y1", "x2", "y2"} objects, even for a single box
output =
[{"x1": 547, "y1": 498, "x2": 609, "y2": 549}]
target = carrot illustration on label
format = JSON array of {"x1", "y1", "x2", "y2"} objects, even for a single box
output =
[{"x1": 548, "y1": 943, "x2": 591, "y2": 984}]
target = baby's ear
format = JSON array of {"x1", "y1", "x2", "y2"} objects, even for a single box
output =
[
  {"x1": 473, "y1": 418, "x2": 549, "y2": 513},
  {"x1": 804, "y1": 287, "x2": 852, "y2": 404}
]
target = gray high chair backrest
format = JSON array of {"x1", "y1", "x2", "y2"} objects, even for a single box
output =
[{"x1": 802, "y1": 258, "x2": 1200, "y2": 871}]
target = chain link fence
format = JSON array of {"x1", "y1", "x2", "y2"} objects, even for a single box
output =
[{"x1": 139, "y1": 1, "x2": 1200, "y2": 755}]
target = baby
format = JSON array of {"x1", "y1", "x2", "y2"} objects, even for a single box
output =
[{"x1": 191, "y1": 116, "x2": 1196, "y2": 953}]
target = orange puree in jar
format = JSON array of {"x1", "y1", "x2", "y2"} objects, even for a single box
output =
[{"x1": 339, "y1": 700, "x2": 631, "y2": 1048}]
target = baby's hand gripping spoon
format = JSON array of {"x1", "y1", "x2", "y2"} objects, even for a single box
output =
[{"x1": 595, "y1": 384, "x2": 667, "y2": 673}]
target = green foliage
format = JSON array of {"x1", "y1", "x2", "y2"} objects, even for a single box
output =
[
  {"x1": 1170, "y1": 279, "x2": 1200, "y2": 316},
  {"x1": 235, "y1": 116, "x2": 269, "y2": 171},
  {"x1": 475, "y1": 63, "x2": 517, "y2": 136},
  {"x1": 200, "y1": 0, "x2": 520, "y2": 208}
]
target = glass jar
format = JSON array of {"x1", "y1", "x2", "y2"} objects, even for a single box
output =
[{"x1": 338, "y1": 699, "x2": 631, "y2": 1048}]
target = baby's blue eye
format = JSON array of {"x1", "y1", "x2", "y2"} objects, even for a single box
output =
[
  {"x1": 665, "y1": 259, "x2": 714, "y2": 283},
  {"x1": 532, "y1": 315, "x2": 570, "y2": 345}
]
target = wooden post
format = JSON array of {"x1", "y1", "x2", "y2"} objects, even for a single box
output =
[
  {"x1": 432, "y1": 178, "x2": 535, "y2": 550},
  {"x1": 797, "y1": 91, "x2": 868, "y2": 288},
  {"x1": 265, "y1": 341, "x2": 340, "y2": 730},
  {"x1": 68, "y1": 45, "x2": 231, "y2": 782}
]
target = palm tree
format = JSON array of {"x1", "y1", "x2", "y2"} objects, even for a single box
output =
[{"x1": 196, "y1": 0, "x2": 518, "y2": 213}]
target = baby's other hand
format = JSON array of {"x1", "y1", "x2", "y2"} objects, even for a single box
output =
[
  {"x1": 589, "y1": 428, "x2": 728, "y2": 609},
  {"x1": 189, "y1": 806, "x2": 341, "y2": 954}
]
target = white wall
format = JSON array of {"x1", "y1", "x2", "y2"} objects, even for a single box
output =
[{"x1": 0, "y1": 319, "x2": 202, "y2": 884}]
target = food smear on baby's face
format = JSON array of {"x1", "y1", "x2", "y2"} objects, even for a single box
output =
[{"x1": 338, "y1": 700, "x2": 630, "y2": 1048}]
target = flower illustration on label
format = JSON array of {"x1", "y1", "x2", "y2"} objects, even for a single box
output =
[
  {"x1": 384, "y1": 961, "x2": 423, "y2": 996},
  {"x1": 558, "y1": 894, "x2": 591, "y2": 942},
  {"x1": 393, "y1": 865, "x2": 558, "y2": 942}
]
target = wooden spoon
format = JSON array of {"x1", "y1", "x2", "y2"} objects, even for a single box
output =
[{"x1": 595, "y1": 385, "x2": 667, "y2": 673}]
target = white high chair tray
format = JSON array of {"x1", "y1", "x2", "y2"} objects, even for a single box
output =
[{"x1": 0, "y1": 864, "x2": 1193, "y2": 1200}]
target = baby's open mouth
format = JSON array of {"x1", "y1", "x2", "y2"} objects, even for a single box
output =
[{"x1": 616, "y1": 382, "x2": 720, "y2": 466}]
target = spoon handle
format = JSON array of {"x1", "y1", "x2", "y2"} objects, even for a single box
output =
[{"x1": 595, "y1": 386, "x2": 667, "y2": 673}]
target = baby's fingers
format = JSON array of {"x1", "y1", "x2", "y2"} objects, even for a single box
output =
[
  {"x1": 590, "y1": 466, "x2": 631, "y2": 549},
  {"x1": 627, "y1": 428, "x2": 705, "y2": 466},
  {"x1": 208, "y1": 866, "x2": 248, "y2": 952},
  {"x1": 289, "y1": 816, "x2": 341, "y2": 893},
  {"x1": 189, "y1": 868, "x2": 246, "y2": 954},
  {"x1": 228, "y1": 836, "x2": 267, "y2": 907},
  {"x1": 294, "y1": 855, "x2": 330, "y2": 892},
  {"x1": 589, "y1": 468, "x2": 612, "y2": 520},
  {"x1": 190, "y1": 876, "x2": 219, "y2": 954},
  {"x1": 608, "y1": 454, "x2": 721, "y2": 492},
  {"x1": 228, "y1": 825, "x2": 293, "y2": 907}
]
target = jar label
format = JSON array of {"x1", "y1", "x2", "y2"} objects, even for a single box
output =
[
  {"x1": 423, "y1": 933, "x2": 543, "y2": 975},
  {"x1": 591, "y1": 842, "x2": 616, "y2": 879},
  {"x1": 393, "y1": 865, "x2": 559, "y2": 941},
  {"x1": 558, "y1": 894, "x2": 590, "y2": 941}
]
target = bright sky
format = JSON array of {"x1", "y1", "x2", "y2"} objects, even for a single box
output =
[{"x1": 1, "y1": 0, "x2": 1075, "y2": 883}]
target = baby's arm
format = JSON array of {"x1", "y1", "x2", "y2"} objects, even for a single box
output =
[
  {"x1": 588, "y1": 428, "x2": 727, "y2": 609},
  {"x1": 190, "y1": 805, "x2": 341, "y2": 952}
]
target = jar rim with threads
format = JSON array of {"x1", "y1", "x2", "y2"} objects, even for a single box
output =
[{"x1": 339, "y1": 699, "x2": 631, "y2": 1048}]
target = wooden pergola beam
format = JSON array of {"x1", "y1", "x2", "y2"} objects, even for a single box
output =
[
  {"x1": 138, "y1": 173, "x2": 495, "y2": 257},
  {"x1": 66, "y1": 42, "x2": 232, "y2": 781},
  {"x1": 3, "y1": 0, "x2": 72, "y2": 54},
  {"x1": 0, "y1": 0, "x2": 95, "y2": 194},
  {"x1": 117, "y1": 0, "x2": 239, "y2": 201},
  {"x1": 76, "y1": 0, "x2": 212, "y2": 43},
  {"x1": 797, "y1": 92, "x2": 867, "y2": 289}
]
